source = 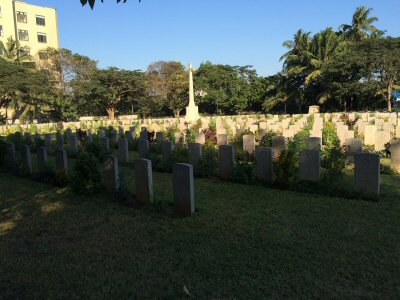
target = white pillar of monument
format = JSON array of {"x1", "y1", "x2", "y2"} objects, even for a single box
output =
[{"x1": 185, "y1": 62, "x2": 200, "y2": 122}]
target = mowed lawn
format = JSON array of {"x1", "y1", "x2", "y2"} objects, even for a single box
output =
[{"x1": 0, "y1": 161, "x2": 400, "y2": 299}]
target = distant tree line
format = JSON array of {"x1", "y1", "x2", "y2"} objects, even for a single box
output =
[{"x1": 0, "y1": 6, "x2": 399, "y2": 123}]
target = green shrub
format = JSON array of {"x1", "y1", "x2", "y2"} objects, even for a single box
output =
[
  {"x1": 173, "y1": 145, "x2": 189, "y2": 164},
  {"x1": 196, "y1": 146, "x2": 218, "y2": 178},
  {"x1": 234, "y1": 160, "x2": 255, "y2": 184},
  {"x1": 259, "y1": 130, "x2": 275, "y2": 147},
  {"x1": 54, "y1": 169, "x2": 69, "y2": 187},
  {"x1": 69, "y1": 152, "x2": 102, "y2": 195},
  {"x1": 321, "y1": 123, "x2": 345, "y2": 176},
  {"x1": 128, "y1": 138, "x2": 139, "y2": 151},
  {"x1": 273, "y1": 141, "x2": 299, "y2": 188},
  {"x1": 85, "y1": 137, "x2": 103, "y2": 160}
]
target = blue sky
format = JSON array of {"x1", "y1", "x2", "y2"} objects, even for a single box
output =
[{"x1": 28, "y1": 0, "x2": 400, "y2": 76}]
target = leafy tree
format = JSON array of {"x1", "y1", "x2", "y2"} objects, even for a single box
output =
[
  {"x1": 194, "y1": 62, "x2": 256, "y2": 114},
  {"x1": 38, "y1": 48, "x2": 98, "y2": 120},
  {"x1": 146, "y1": 61, "x2": 188, "y2": 118},
  {"x1": 356, "y1": 38, "x2": 400, "y2": 111},
  {"x1": 305, "y1": 28, "x2": 344, "y2": 85},
  {"x1": 0, "y1": 37, "x2": 32, "y2": 64},
  {"x1": 0, "y1": 58, "x2": 52, "y2": 122},
  {"x1": 340, "y1": 6, "x2": 384, "y2": 42},
  {"x1": 78, "y1": 67, "x2": 146, "y2": 119},
  {"x1": 263, "y1": 73, "x2": 297, "y2": 113}
]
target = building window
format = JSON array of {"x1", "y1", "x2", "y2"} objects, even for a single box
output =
[
  {"x1": 36, "y1": 15, "x2": 45, "y2": 26},
  {"x1": 37, "y1": 32, "x2": 47, "y2": 43},
  {"x1": 19, "y1": 48, "x2": 30, "y2": 57},
  {"x1": 18, "y1": 29, "x2": 29, "y2": 41},
  {"x1": 17, "y1": 11, "x2": 27, "y2": 23},
  {"x1": 39, "y1": 51, "x2": 48, "y2": 60},
  {"x1": 0, "y1": 25, "x2": 3, "y2": 37}
]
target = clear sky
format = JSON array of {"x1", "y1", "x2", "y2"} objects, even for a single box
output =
[{"x1": 27, "y1": 0, "x2": 400, "y2": 76}]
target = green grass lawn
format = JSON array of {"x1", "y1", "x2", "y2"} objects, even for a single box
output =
[{"x1": 1, "y1": 150, "x2": 400, "y2": 299}]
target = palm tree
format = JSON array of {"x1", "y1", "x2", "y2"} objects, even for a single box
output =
[
  {"x1": 340, "y1": 6, "x2": 383, "y2": 42},
  {"x1": 263, "y1": 73, "x2": 296, "y2": 113},
  {"x1": 280, "y1": 29, "x2": 311, "y2": 76},
  {"x1": 0, "y1": 37, "x2": 32, "y2": 64},
  {"x1": 305, "y1": 28, "x2": 344, "y2": 85}
]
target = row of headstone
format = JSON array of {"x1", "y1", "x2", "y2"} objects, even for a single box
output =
[
  {"x1": 217, "y1": 143, "x2": 380, "y2": 195},
  {"x1": 103, "y1": 155, "x2": 194, "y2": 216}
]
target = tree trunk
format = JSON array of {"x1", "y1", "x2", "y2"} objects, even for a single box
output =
[
  {"x1": 387, "y1": 82, "x2": 393, "y2": 112},
  {"x1": 106, "y1": 106, "x2": 115, "y2": 120},
  {"x1": 174, "y1": 109, "x2": 181, "y2": 118}
]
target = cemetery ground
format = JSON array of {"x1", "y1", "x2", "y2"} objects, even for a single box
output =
[{"x1": 0, "y1": 150, "x2": 399, "y2": 298}]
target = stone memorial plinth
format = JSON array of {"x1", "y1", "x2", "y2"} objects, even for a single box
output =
[
  {"x1": 354, "y1": 153, "x2": 380, "y2": 196},
  {"x1": 255, "y1": 146, "x2": 273, "y2": 184},
  {"x1": 390, "y1": 139, "x2": 400, "y2": 172},
  {"x1": 185, "y1": 63, "x2": 200, "y2": 122},
  {"x1": 374, "y1": 131, "x2": 391, "y2": 151},
  {"x1": 56, "y1": 133, "x2": 64, "y2": 149},
  {"x1": 70, "y1": 134, "x2": 79, "y2": 154},
  {"x1": 175, "y1": 132, "x2": 183, "y2": 144},
  {"x1": 299, "y1": 150, "x2": 320, "y2": 182},
  {"x1": 162, "y1": 141, "x2": 173, "y2": 171},
  {"x1": 345, "y1": 138, "x2": 363, "y2": 158},
  {"x1": 217, "y1": 134, "x2": 228, "y2": 146},
  {"x1": 103, "y1": 155, "x2": 119, "y2": 193},
  {"x1": 135, "y1": 159, "x2": 153, "y2": 204},
  {"x1": 307, "y1": 137, "x2": 322, "y2": 150},
  {"x1": 189, "y1": 143, "x2": 202, "y2": 171},
  {"x1": 195, "y1": 133, "x2": 205, "y2": 145},
  {"x1": 55, "y1": 149, "x2": 68, "y2": 173},
  {"x1": 101, "y1": 137, "x2": 110, "y2": 155},
  {"x1": 219, "y1": 145, "x2": 234, "y2": 180},
  {"x1": 138, "y1": 139, "x2": 149, "y2": 159},
  {"x1": 156, "y1": 132, "x2": 165, "y2": 144},
  {"x1": 21, "y1": 145, "x2": 32, "y2": 175},
  {"x1": 272, "y1": 136, "x2": 285, "y2": 158},
  {"x1": 364, "y1": 125, "x2": 377, "y2": 146},
  {"x1": 173, "y1": 163, "x2": 195, "y2": 216},
  {"x1": 118, "y1": 138, "x2": 129, "y2": 163},
  {"x1": 243, "y1": 135, "x2": 255, "y2": 155},
  {"x1": 308, "y1": 105, "x2": 320, "y2": 114},
  {"x1": 37, "y1": 147, "x2": 48, "y2": 173},
  {"x1": 5, "y1": 142, "x2": 16, "y2": 171}
]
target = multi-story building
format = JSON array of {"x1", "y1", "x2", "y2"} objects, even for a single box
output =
[{"x1": 0, "y1": 0, "x2": 60, "y2": 61}]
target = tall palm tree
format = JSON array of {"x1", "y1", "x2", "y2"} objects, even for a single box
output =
[
  {"x1": 340, "y1": 6, "x2": 383, "y2": 42},
  {"x1": 280, "y1": 29, "x2": 311, "y2": 76},
  {"x1": 263, "y1": 73, "x2": 296, "y2": 113},
  {"x1": 305, "y1": 28, "x2": 344, "y2": 85}
]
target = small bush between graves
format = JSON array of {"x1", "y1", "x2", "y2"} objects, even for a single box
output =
[
  {"x1": 85, "y1": 137, "x2": 103, "y2": 161},
  {"x1": 54, "y1": 169, "x2": 69, "y2": 187},
  {"x1": 273, "y1": 141, "x2": 299, "y2": 188},
  {"x1": 321, "y1": 123, "x2": 345, "y2": 176},
  {"x1": 196, "y1": 145, "x2": 218, "y2": 178},
  {"x1": 259, "y1": 130, "x2": 275, "y2": 147},
  {"x1": 173, "y1": 144, "x2": 189, "y2": 164},
  {"x1": 234, "y1": 160, "x2": 255, "y2": 184},
  {"x1": 69, "y1": 152, "x2": 103, "y2": 195}
]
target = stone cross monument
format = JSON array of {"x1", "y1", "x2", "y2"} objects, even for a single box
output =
[{"x1": 185, "y1": 62, "x2": 200, "y2": 122}]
